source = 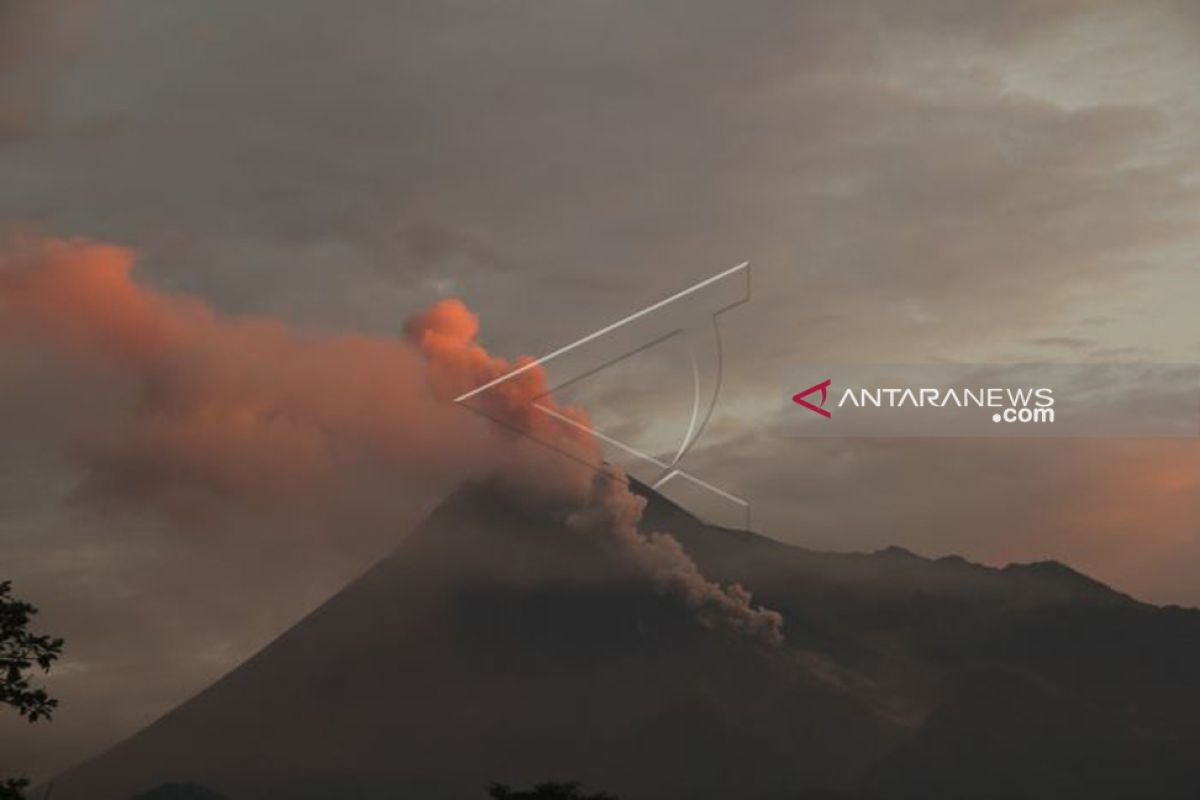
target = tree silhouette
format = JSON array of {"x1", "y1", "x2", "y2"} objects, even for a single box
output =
[
  {"x1": 0, "y1": 781, "x2": 30, "y2": 800},
  {"x1": 1, "y1": 580, "x2": 65, "y2": 800},
  {"x1": 487, "y1": 781, "x2": 617, "y2": 800}
]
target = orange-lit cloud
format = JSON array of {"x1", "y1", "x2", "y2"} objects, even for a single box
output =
[
  {"x1": 0, "y1": 236, "x2": 782, "y2": 644},
  {"x1": 405, "y1": 296, "x2": 601, "y2": 482},
  {"x1": 0, "y1": 236, "x2": 486, "y2": 513}
]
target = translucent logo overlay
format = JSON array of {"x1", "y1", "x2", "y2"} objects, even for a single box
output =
[
  {"x1": 785, "y1": 364, "x2": 1200, "y2": 438},
  {"x1": 456, "y1": 262, "x2": 751, "y2": 529}
]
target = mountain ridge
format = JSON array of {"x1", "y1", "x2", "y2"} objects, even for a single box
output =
[{"x1": 43, "y1": 478, "x2": 1200, "y2": 800}]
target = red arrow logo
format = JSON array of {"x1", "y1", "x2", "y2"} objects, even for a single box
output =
[{"x1": 793, "y1": 379, "x2": 832, "y2": 418}]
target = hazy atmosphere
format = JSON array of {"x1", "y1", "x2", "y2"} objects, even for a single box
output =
[{"x1": 2, "y1": 0, "x2": 1198, "y2": 785}]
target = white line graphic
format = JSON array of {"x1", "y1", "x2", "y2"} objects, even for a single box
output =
[{"x1": 455, "y1": 262, "x2": 751, "y2": 529}]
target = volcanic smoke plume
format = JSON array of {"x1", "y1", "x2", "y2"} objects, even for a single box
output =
[
  {"x1": 568, "y1": 469, "x2": 784, "y2": 645},
  {"x1": 0, "y1": 235, "x2": 782, "y2": 644}
]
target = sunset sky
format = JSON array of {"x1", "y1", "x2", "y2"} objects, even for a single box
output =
[{"x1": 2, "y1": 0, "x2": 1198, "y2": 781}]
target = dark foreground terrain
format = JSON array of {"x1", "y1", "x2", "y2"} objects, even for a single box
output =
[{"x1": 45, "y1": 480, "x2": 1200, "y2": 800}]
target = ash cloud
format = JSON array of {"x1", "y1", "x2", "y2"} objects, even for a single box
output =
[
  {"x1": 405, "y1": 297, "x2": 786, "y2": 645},
  {"x1": 569, "y1": 468, "x2": 784, "y2": 646},
  {"x1": 1, "y1": 236, "x2": 784, "y2": 648}
]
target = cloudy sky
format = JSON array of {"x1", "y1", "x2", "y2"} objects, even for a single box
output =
[{"x1": 2, "y1": 0, "x2": 1199, "y2": 781}]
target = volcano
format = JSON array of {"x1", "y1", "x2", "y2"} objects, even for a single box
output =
[{"x1": 47, "y1": 481, "x2": 1200, "y2": 800}]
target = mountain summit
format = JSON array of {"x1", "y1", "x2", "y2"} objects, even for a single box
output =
[{"x1": 48, "y1": 481, "x2": 1200, "y2": 799}]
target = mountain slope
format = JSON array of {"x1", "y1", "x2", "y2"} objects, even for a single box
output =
[
  {"x1": 641, "y1": 490, "x2": 1200, "y2": 799},
  {"x1": 48, "y1": 480, "x2": 1200, "y2": 800},
  {"x1": 47, "y1": 482, "x2": 893, "y2": 800}
]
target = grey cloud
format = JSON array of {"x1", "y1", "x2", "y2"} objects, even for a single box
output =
[
  {"x1": 2, "y1": 0, "x2": 1199, "y2": 783},
  {"x1": 1032, "y1": 337, "x2": 1098, "y2": 351},
  {"x1": 0, "y1": 0, "x2": 100, "y2": 141},
  {"x1": 8, "y1": 0, "x2": 1192, "y2": 357},
  {"x1": 682, "y1": 427, "x2": 1200, "y2": 603}
]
